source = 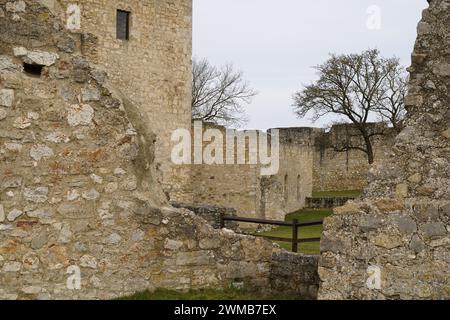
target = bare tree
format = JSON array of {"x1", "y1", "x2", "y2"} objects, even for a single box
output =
[
  {"x1": 293, "y1": 49, "x2": 407, "y2": 164},
  {"x1": 192, "y1": 58, "x2": 257, "y2": 127},
  {"x1": 374, "y1": 64, "x2": 408, "y2": 133}
]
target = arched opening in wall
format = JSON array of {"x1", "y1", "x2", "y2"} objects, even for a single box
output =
[
  {"x1": 23, "y1": 63, "x2": 44, "y2": 77},
  {"x1": 297, "y1": 174, "x2": 301, "y2": 201},
  {"x1": 284, "y1": 174, "x2": 288, "y2": 203}
]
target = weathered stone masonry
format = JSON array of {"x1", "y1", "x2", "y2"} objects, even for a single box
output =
[
  {"x1": 184, "y1": 123, "x2": 313, "y2": 223},
  {"x1": 312, "y1": 124, "x2": 395, "y2": 192},
  {"x1": 0, "y1": 0, "x2": 319, "y2": 300},
  {"x1": 318, "y1": 0, "x2": 450, "y2": 299},
  {"x1": 56, "y1": 0, "x2": 193, "y2": 202}
]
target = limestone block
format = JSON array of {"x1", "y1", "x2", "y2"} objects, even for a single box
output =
[
  {"x1": 408, "y1": 173, "x2": 422, "y2": 184},
  {"x1": 67, "y1": 104, "x2": 94, "y2": 126},
  {"x1": 66, "y1": 190, "x2": 80, "y2": 201},
  {"x1": 21, "y1": 286, "x2": 42, "y2": 295},
  {"x1": 31, "y1": 234, "x2": 48, "y2": 250},
  {"x1": 175, "y1": 251, "x2": 214, "y2": 266},
  {"x1": 0, "y1": 56, "x2": 20, "y2": 71},
  {"x1": 58, "y1": 224, "x2": 72, "y2": 243},
  {"x1": 372, "y1": 233, "x2": 403, "y2": 249},
  {"x1": 360, "y1": 215, "x2": 383, "y2": 233},
  {"x1": 0, "y1": 176, "x2": 21, "y2": 190},
  {"x1": 5, "y1": 1, "x2": 26, "y2": 13},
  {"x1": 433, "y1": 62, "x2": 450, "y2": 77},
  {"x1": 13, "y1": 116, "x2": 31, "y2": 129},
  {"x1": 90, "y1": 174, "x2": 103, "y2": 184},
  {"x1": 0, "y1": 108, "x2": 7, "y2": 120},
  {"x1": 106, "y1": 233, "x2": 122, "y2": 245},
  {"x1": 81, "y1": 87, "x2": 100, "y2": 102},
  {"x1": 5, "y1": 143, "x2": 22, "y2": 152},
  {"x1": 420, "y1": 222, "x2": 447, "y2": 239},
  {"x1": 0, "y1": 224, "x2": 14, "y2": 231},
  {"x1": 14, "y1": 47, "x2": 59, "y2": 66},
  {"x1": 392, "y1": 214, "x2": 417, "y2": 234},
  {"x1": 395, "y1": 184, "x2": 408, "y2": 199},
  {"x1": 37, "y1": 0, "x2": 55, "y2": 12},
  {"x1": 30, "y1": 144, "x2": 54, "y2": 161},
  {"x1": 2, "y1": 261, "x2": 21, "y2": 272},
  {"x1": 410, "y1": 234, "x2": 425, "y2": 254},
  {"x1": 164, "y1": 239, "x2": 184, "y2": 251},
  {"x1": 417, "y1": 22, "x2": 432, "y2": 35},
  {"x1": 320, "y1": 235, "x2": 345, "y2": 253},
  {"x1": 333, "y1": 202, "x2": 361, "y2": 215},
  {"x1": 22, "y1": 253, "x2": 40, "y2": 269},
  {"x1": 80, "y1": 255, "x2": 98, "y2": 269},
  {"x1": 46, "y1": 132, "x2": 70, "y2": 144},
  {"x1": 0, "y1": 89, "x2": 14, "y2": 107},
  {"x1": 404, "y1": 94, "x2": 423, "y2": 107},
  {"x1": 24, "y1": 187, "x2": 49, "y2": 203},
  {"x1": 0, "y1": 205, "x2": 5, "y2": 222},
  {"x1": 7, "y1": 209, "x2": 23, "y2": 222},
  {"x1": 81, "y1": 189, "x2": 100, "y2": 200}
]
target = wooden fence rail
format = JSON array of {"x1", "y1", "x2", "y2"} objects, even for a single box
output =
[{"x1": 220, "y1": 214, "x2": 323, "y2": 253}]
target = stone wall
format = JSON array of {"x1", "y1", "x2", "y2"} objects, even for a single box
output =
[
  {"x1": 312, "y1": 123, "x2": 396, "y2": 192},
  {"x1": 171, "y1": 202, "x2": 239, "y2": 231},
  {"x1": 318, "y1": 0, "x2": 450, "y2": 300},
  {"x1": 272, "y1": 128, "x2": 314, "y2": 214},
  {"x1": 306, "y1": 196, "x2": 355, "y2": 209},
  {"x1": 186, "y1": 123, "x2": 313, "y2": 224},
  {"x1": 0, "y1": 0, "x2": 319, "y2": 300},
  {"x1": 270, "y1": 251, "x2": 319, "y2": 300}
]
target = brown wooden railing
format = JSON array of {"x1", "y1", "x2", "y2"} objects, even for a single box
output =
[{"x1": 219, "y1": 215, "x2": 323, "y2": 253}]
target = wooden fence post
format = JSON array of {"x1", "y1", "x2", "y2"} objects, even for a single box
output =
[
  {"x1": 292, "y1": 219, "x2": 298, "y2": 253},
  {"x1": 219, "y1": 213, "x2": 225, "y2": 229}
]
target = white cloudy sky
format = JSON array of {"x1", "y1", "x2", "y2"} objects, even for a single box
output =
[{"x1": 193, "y1": 0, "x2": 428, "y2": 130}]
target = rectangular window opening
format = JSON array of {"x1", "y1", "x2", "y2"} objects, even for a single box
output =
[
  {"x1": 23, "y1": 63, "x2": 44, "y2": 77},
  {"x1": 116, "y1": 10, "x2": 130, "y2": 40}
]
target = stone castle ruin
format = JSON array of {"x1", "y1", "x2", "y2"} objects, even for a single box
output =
[
  {"x1": 0, "y1": 0, "x2": 318, "y2": 300},
  {"x1": 0, "y1": 0, "x2": 448, "y2": 300},
  {"x1": 178, "y1": 122, "x2": 313, "y2": 223},
  {"x1": 173, "y1": 120, "x2": 395, "y2": 224},
  {"x1": 311, "y1": 123, "x2": 396, "y2": 192}
]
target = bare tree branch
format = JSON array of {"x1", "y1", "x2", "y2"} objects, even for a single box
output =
[
  {"x1": 292, "y1": 49, "x2": 407, "y2": 164},
  {"x1": 192, "y1": 58, "x2": 258, "y2": 127}
]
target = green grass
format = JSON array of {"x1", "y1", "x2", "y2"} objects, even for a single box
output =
[
  {"x1": 257, "y1": 208, "x2": 333, "y2": 255},
  {"x1": 311, "y1": 190, "x2": 362, "y2": 198},
  {"x1": 119, "y1": 288, "x2": 302, "y2": 300}
]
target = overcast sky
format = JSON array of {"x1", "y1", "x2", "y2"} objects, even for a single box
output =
[{"x1": 193, "y1": 0, "x2": 427, "y2": 130}]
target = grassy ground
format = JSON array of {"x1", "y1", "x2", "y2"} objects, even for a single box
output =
[
  {"x1": 119, "y1": 288, "x2": 303, "y2": 300},
  {"x1": 257, "y1": 208, "x2": 333, "y2": 255},
  {"x1": 311, "y1": 190, "x2": 362, "y2": 198}
]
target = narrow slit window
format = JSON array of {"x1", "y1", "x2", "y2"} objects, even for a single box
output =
[
  {"x1": 116, "y1": 10, "x2": 130, "y2": 40},
  {"x1": 23, "y1": 63, "x2": 44, "y2": 77}
]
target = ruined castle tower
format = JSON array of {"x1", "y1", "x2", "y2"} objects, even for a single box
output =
[
  {"x1": 55, "y1": 0, "x2": 193, "y2": 202},
  {"x1": 318, "y1": 0, "x2": 450, "y2": 299}
]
